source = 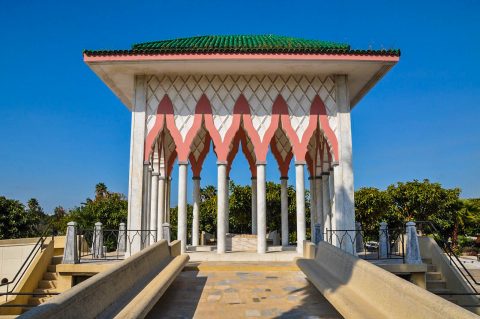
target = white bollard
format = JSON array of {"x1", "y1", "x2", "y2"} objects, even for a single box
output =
[
  {"x1": 93, "y1": 222, "x2": 104, "y2": 258},
  {"x1": 117, "y1": 222, "x2": 127, "y2": 253},
  {"x1": 379, "y1": 222, "x2": 388, "y2": 259},
  {"x1": 63, "y1": 221, "x2": 79, "y2": 264}
]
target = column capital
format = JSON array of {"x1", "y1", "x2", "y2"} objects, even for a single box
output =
[
  {"x1": 295, "y1": 161, "x2": 306, "y2": 165},
  {"x1": 322, "y1": 172, "x2": 330, "y2": 176},
  {"x1": 178, "y1": 161, "x2": 189, "y2": 165},
  {"x1": 315, "y1": 176, "x2": 322, "y2": 179},
  {"x1": 217, "y1": 161, "x2": 228, "y2": 165},
  {"x1": 280, "y1": 176, "x2": 288, "y2": 180},
  {"x1": 152, "y1": 172, "x2": 160, "y2": 176},
  {"x1": 192, "y1": 176, "x2": 201, "y2": 180},
  {"x1": 251, "y1": 176, "x2": 257, "y2": 180},
  {"x1": 158, "y1": 176, "x2": 166, "y2": 180},
  {"x1": 256, "y1": 161, "x2": 267, "y2": 166},
  {"x1": 144, "y1": 161, "x2": 151, "y2": 165}
]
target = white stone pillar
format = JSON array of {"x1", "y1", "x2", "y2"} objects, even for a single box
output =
[
  {"x1": 117, "y1": 222, "x2": 127, "y2": 253},
  {"x1": 166, "y1": 177, "x2": 171, "y2": 224},
  {"x1": 177, "y1": 162, "x2": 188, "y2": 254},
  {"x1": 225, "y1": 177, "x2": 230, "y2": 234},
  {"x1": 257, "y1": 163, "x2": 267, "y2": 254},
  {"x1": 309, "y1": 176, "x2": 316, "y2": 241},
  {"x1": 93, "y1": 222, "x2": 104, "y2": 258},
  {"x1": 141, "y1": 163, "x2": 150, "y2": 248},
  {"x1": 295, "y1": 163, "x2": 306, "y2": 254},
  {"x1": 379, "y1": 222, "x2": 388, "y2": 258},
  {"x1": 315, "y1": 176, "x2": 323, "y2": 230},
  {"x1": 217, "y1": 162, "x2": 227, "y2": 254},
  {"x1": 157, "y1": 176, "x2": 166, "y2": 239},
  {"x1": 333, "y1": 75, "x2": 355, "y2": 250},
  {"x1": 406, "y1": 221, "x2": 422, "y2": 264},
  {"x1": 127, "y1": 76, "x2": 147, "y2": 256},
  {"x1": 63, "y1": 221, "x2": 78, "y2": 264},
  {"x1": 192, "y1": 177, "x2": 201, "y2": 246},
  {"x1": 150, "y1": 172, "x2": 159, "y2": 242},
  {"x1": 251, "y1": 177, "x2": 257, "y2": 235},
  {"x1": 280, "y1": 177, "x2": 289, "y2": 247},
  {"x1": 322, "y1": 173, "x2": 332, "y2": 235}
]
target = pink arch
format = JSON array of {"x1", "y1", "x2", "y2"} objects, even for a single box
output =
[
  {"x1": 226, "y1": 128, "x2": 257, "y2": 177},
  {"x1": 270, "y1": 138, "x2": 293, "y2": 177},
  {"x1": 311, "y1": 95, "x2": 339, "y2": 162},
  {"x1": 189, "y1": 134, "x2": 212, "y2": 178}
]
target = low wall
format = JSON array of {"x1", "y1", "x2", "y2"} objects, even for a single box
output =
[
  {"x1": 419, "y1": 236, "x2": 480, "y2": 311},
  {"x1": 297, "y1": 242, "x2": 478, "y2": 319},
  {"x1": 22, "y1": 240, "x2": 188, "y2": 319},
  {"x1": 0, "y1": 238, "x2": 38, "y2": 293}
]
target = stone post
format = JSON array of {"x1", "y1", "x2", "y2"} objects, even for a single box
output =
[
  {"x1": 93, "y1": 222, "x2": 104, "y2": 258},
  {"x1": 322, "y1": 173, "x2": 331, "y2": 238},
  {"x1": 63, "y1": 222, "x2": 78, "y2": 264},
  {"x1": 355, "y1": 222, "x2": 364, "y2": 253},
  {"x1": 251, "y1": 177, "x2": 257, "y2": 235},
  {"x1": 314, "y1": 223, "x2": 323, "y2": 245},
  {"x1": 117, "y1": 222, "x2": 127, "y2": 253},
  {"x1": 280, "y1": 177, "x2": 289, "y2": 247},
  {"x1": 257, "y1": 163, "x2": 267, "y2": 254},
  {"x1": 150, "y1": 172, "x2": 159, "y2": 242},
  {"x1": 295, "y1": 163, "x2": 306, "y2": 254},
  {"x1": 192, "y1": 177, "x2": 201, "y2": 246},
  {"x1": 217, "y1": 162, "x2": 227, "y2": 254},
  {"x1": 379, "y1": 222, "x2": 388, "y2": 259},
  {"x1": 162, "y1": 223, "x2": 171, "y2": 244},
  {"x1": 309, "y1": 176, "x2": 316, "y2": 242},
  {"x1": 406, "y1": 221, "x2": 422, "y2": 264},
  {"x1": 177, "y1": 162, "x2": 188, "y2": 254}
]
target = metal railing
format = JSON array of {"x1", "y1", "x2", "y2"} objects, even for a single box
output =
[
  {"x1": 0, "y1": 224, "x2": 56, "y2": 303},
  {"x1": 325, "y1": 227, "x2": 405, "y2": 262},
  {"x1": 77, "y1": 229, "x2": 158, "y2": 261},
  {"x1": 416, "y1": 221, "x2": 480, "y2": 294}
]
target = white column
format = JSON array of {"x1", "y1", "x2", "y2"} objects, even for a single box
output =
[
  {"x1": 322, "y1": 173, "x2": 332, "y2": 238},
  {"x1": 127, "y1": 76, "x2": 147, "y2": 256},
  {"x1": 150, "y1": 172, "x2": 159, "y2": 241},
  {"x1": 309, "y1": 176, "x2": 316, "y2": 241},
  {"x1": 280, "y1": 177, "x2": 289, "y2": 247},
  {"x1": 251, "y1": 177, "x2": 257, "y2": 235},
  {"x1": 192, "y1": 177, "x2": 201, "y2": 246},
  {"x1": 315, "y1": 176, "x2": 323, "y2": 230},
  {"x1": 225, "y1": 177, "x2": 230, "y2": 234},
  {"x1": 333, "y1": 75, "x2": 355, "y2": 250},
  {"x1": 157, "y1": 176, "x2": 165, "y2": 239},
  {"x1": 177, "y1": 162, "x2": 188, "y2": 254},
  {"x1": 141, "y1": 163, "x2": 150, "y2": 248},
  {"x1": 295, "y1": 163, "x2": 306, "y2": 254},
  {"x1": 166, "y1": 177, "x2": 171, "y2": 224},
  {"x1": 257, "y1": 163, "x2": 267, "y2": 254},
  {"x1": 217, "y1": 162, "x2": 227, "y2": 254}
]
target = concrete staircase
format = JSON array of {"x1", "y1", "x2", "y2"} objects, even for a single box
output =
[
  {"x1": 23, "y1": 256, "x2": 62, "y2": 311},
  {"x1": 424, "y1": 258, "x2": 458, "y2": 305}
]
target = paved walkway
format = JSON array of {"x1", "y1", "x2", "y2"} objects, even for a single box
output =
[{"x1": 147, "y1": 265, "x2": 342, "y2": 319}]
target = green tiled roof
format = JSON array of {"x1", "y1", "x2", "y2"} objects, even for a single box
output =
[{"x1": 84, "y1": 34, "x2": 400, "y2": 57}]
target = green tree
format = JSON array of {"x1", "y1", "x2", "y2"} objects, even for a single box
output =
[
  {"x1": 354, "y1": 187, "x2": 391, "y2": 240},
  {"x1": 0, "y1": 196, "x2": 36, "y2": 239}
]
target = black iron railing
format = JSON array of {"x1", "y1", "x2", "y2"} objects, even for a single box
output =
[
  {"x1": 0, "y1": 224, "x2": 56, "y2": 303},
  {"x1": 325, "y1": 227, "x2": 405, "y2": 262},
  {"x1": 77, "y1": 229, "x2": 157, "y2": 261}
]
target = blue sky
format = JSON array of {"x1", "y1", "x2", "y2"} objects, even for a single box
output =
[{"x1": 0, "y1": 1, "x2": 479, "y2": 212}]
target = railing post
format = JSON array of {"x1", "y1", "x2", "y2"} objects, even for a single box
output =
[
  {"x1": 93, "y1": 222, "x2": 104, "y2": 258},
  {"x1": 117, "y1": 222, "x2": 127, "y2": 253},
  {"x1": 406, "y1": 221, "x2": 422, "y2": 264},
  {"x1": 355, "y1": 222, "x2": 364, "y2": 253},
  {"x1": 162, "y1": 223, "x2": 171, "y2": 244},
  {"x1": 63, "y1": 221, "x2": 79, "y2": 264},
  {"x1": 379, "y1": 222, "x2": 388, "y2": 258}
]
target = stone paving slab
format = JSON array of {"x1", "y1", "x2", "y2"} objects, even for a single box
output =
[{"x1": 147, "y1": 267, "x2": 342, "y2": 319}]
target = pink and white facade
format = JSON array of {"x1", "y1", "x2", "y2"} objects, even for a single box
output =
[{"x1": 84, "y1": 36, "x2": 399, "y2": 256}]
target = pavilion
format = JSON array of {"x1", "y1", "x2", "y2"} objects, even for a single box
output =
[{"x1": 83, "y1": 35, "x2": 399, "y2": 256}]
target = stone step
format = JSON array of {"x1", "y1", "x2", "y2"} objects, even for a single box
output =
[
  {"x1": 427, "y1": 279, "x2": 447, "y2": 290},
  {"x1": 51, "y1": 256, "x2": 63, "y2": 265},
  {"x1": 428, "y1": 287, "x2": 452, "y2": 295},
  {"x1": 38, "y1": 280, "x2": 56, "y2": 289},
  {"x1": 33, "y1": 288, "x2": 58, "y2": 295},
  {"x1": 28, "y1": 296, "x2": 50, "y2": 306},
  {"x1": 426, "y1": 272, "x2": 442, "y2": 281},
  {"x1": 43, "y1": 272, "x2": 58, "y2": 280},
  {"x1": 47, "y1": 264, "x2": 57, "y2": 272},
  {"x1": 427, "y1": 264, "x2": 437, "y2": 272},
  {"x1": 422, "y1": 258, "x2": 433, "y2": 264}
]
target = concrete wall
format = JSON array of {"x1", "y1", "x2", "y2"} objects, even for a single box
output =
[
  {"x1": 297, "y1": 242, "x2": 478, "y2": 319},
  {"x1": 0, "y1": 238, "x2": 38, "y2": 293}
]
